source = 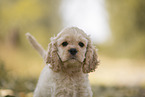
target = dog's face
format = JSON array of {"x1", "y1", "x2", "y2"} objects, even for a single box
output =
[
  {"x1": 46, "y1": 27, "x2": 99, "y2": 73},
  {"x1": 56, "y1": 29, "x2": 88, "y2": 69},
  {"x1": 57, "y1": 30, "x2": 88, "y2": 63}
]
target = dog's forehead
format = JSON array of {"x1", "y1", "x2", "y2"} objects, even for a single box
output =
[
  {"x1": 57, "y1": 27, "x2": 87, "y2": 37},
  {"x1": 58, "y1": 32, "x2": 88, "y2": 44},
  {"x1": 57, "y1": 27, "x2": 88, "y2": 40}
]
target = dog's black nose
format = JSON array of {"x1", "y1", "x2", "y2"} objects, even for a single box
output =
[{"x1": 69, "y1": 48, "x2": 78, "y2": 55}]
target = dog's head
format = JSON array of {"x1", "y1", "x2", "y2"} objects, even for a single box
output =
[{"x1": 46, "y1": 27, "x2": 99, "y2": 73}]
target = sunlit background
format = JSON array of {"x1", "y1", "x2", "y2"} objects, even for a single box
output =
[{"x1": 0, "y1": 0, "x2": 145, "y2": 97}]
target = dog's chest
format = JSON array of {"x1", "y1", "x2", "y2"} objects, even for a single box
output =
[
  {"x1": 35, "y1": 67, "x2": 92, "y2": 97},
  {"x1": 51, "y1": 73, "x2": 89, "y2": 97}
]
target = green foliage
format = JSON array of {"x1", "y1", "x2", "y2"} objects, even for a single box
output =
[
  {"x1": 105, "y1": 0, "x2": 145, "y2": 58},
  {"x1": 0, "y1": 0, "x2": 62, "y2": 49},
  {"x1": 0, "y1": 60, "x2": 37, "y2": 94},
  {"x1": 0, "y1": 61, "x2": 10, "y2": 88}
]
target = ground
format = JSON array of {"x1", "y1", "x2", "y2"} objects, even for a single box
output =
[{"x1": 0, "y1": 45, "x2": 145, "y2": 97}]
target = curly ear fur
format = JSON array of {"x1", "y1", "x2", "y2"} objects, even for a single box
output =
[
  {"x1": 45, "y1": 38, "x2": 62, "y2": 72},
  {"x1": 82, "y1": 40, "x2": 99, "y2": 73}
]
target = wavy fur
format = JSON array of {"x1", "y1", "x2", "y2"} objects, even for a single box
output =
[{"x1": 26, "y1": 27, "x2": 99, "y2": 97}]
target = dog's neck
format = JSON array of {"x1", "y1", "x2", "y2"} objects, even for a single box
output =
[{"x1": 62, "y1": 67, "x2": 83, "y2": 76}]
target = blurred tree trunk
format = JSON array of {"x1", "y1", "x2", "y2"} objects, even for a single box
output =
[{"x1": 8, "y1": 27, "x2": 20, "y2": 47}]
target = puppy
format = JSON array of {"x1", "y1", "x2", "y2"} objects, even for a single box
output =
[{"x1": 26, "y1": 27, "x2": 99, "y2": 97}]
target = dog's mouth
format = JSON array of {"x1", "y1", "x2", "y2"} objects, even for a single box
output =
[
  {"x1": 62, "y1": 58, "x2": 82, "y2": 69},
  {"x1": 70, "y1": 56, "x2": 77, "y2": 60},
  {"x1": 63, "y1": 56, "x2": 82, "y2": 64}
]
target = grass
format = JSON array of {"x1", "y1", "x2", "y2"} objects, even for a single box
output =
[{"x1": 92, "y1": 85, "x2": 145, "y2": 97}]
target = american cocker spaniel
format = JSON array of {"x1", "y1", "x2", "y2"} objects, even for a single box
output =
[{"x1": 26, "y1": 27, "x2": 99, "y2": 97}]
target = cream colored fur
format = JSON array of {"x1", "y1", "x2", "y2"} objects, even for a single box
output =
[
  {"x1": 26, "y1": 27, "x2": 99, "y2": 97},
  {"x1": 26, "y1": 33, "x2": 46, "y2": 59}
]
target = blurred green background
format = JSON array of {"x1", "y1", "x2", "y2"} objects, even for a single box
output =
[{"x1": 0, "y1": 0, "x2": 145, "y2": 97}]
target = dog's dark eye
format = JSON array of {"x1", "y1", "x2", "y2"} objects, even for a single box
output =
[
  {"x1": 62, "y1": 42, "x2": 68, "y2": 47},
  {"x1": 79, "y1": 42, "x2": 84, "y2": 47}
]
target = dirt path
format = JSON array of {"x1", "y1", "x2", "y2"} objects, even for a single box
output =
[{"x1": 89, "y1": 56, "x2": 145, "y2": 86}]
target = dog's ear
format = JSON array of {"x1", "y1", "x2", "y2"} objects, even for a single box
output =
[
  {"x1": 45, "y1": 38, "x2": 62, "y2": 72},
  {"x1": 82, "y1": 40, "x2": 99, "y2": 73}
]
